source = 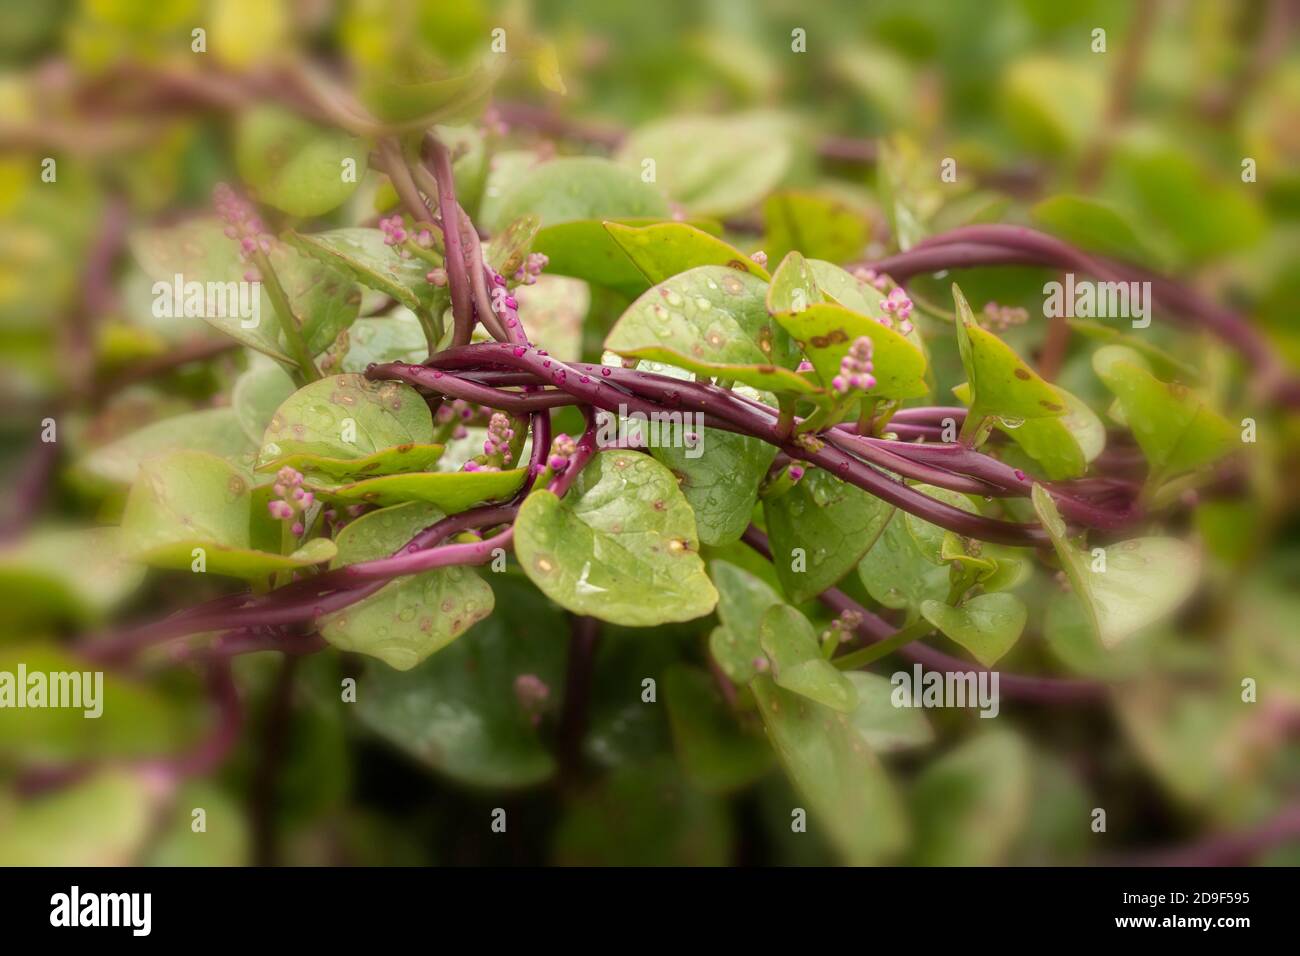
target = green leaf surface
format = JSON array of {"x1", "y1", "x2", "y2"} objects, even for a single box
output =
[
  {"x1": 664, "y1": 664, "x2": 773, "y2": 793},
  {"x1": 321, "y1": 502, "x2": 493, "y2": 670},
  {"x1": 355, "y1": 576, "x2": 565, "y2": 787},
  {"x1": 617, "y1": 112, "x2": 797, "y2": 217},
  {"x1": 258, "y1": 373, "x2": 443, "y2": 478},
  {"x1": 777, "y1": 302, "x2": 928, "y2": 399},
  {"x1": 921, "y1": 593, "x2": 1027, "y2": 666},
  {"x1": 514, "y1": 451, "x2": 717, "y2": 626},
  {"x1": 605, "y1": 266, "x2": 814, "y2": 394},
  {"x1": 232, "y1": 362, "x2": 296, "y2": 445},
  {"x1": 708, "y1": 559, "x2": 786, "y2": 684},
  {"x1": 605, "y1": 221, "x2": 768, "y2": 286},
  {"x1": 0, "y1": 528, "x2": 145, "y2": 627},
  {"x1": 953, "y1": 380, "x2": 1103, "y2": 480},
  {"x1": 1032, "y1": 484, "x2": 1199, "y2": 648},
  {"x1": 531, "y1": 217, "x2": 722, "y2": 297},
  {"x1": 953, "y1": 283, "x2": 1066, "y2": 434},
  {"x1": 763, "y1": 190, "x2": 871, "y2": 265},
  {"x1": 910, "y1": 731, "x2": 1031, "y2": 866},
  {"x1": 0, "y1": 770, "x2": 159, "y2": 866},
  {"x1": 307, "y1": 467, "x2": 527, "y2": 511},
  {"x1": 759, "y1": 604, "x2": 859, "y2": 713},
  {"x1": 485, "y1": 157, "x2": 668, "y2": 233},
  {"x1": 235, "y1": 105, "x2": 364, "y2": 217},
  {"x1": 858, "y1": 512, "x2": 949, "y2": 612},
  {"x1": 285, "y1": 228, "x2": 441, "y2": 314},
  {"x1": 79, "y1": 407, "x2": 254, "y2": 486},
  {"x1": 764, "y1": 467, "x2": 892, "y2": 603},
  {"x1": 120, "y1": 450, "x2": 336, "y2": 579},
  {"x1": 485, "y1": 213, "x2": 541, "y2": 277},
  {"x1": 843, "y1": 672, "x2": 933, "y2": 754},
  {"x1": 752, "y1": 675, "x2": 905, "y2": 865},
  {"x1": 342, "y1": 311, "x2": 430, "y2": 372},
  {"x1": 1092, "y1": 345, "x2": 1236, "y2": 482}
]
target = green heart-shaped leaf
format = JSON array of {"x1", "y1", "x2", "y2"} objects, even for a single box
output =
[
  {"x1": 530, "y1": 217, "x2": 716, "y2": 297},
  {"x1": 764, "y1": 467, "x2": 892, "y2": 603},
  {"x1": 514, "y1": 451, "x2": 717, "y2": 626},
  {"x1": 235, "y1": 105, "x2": 365, "y2": 217},
  {"x1": 953, "y1": 380, "x2": 1104, "y2": 480},
  {"x1": 759, "y1": 604, "x2": 859, "y2": 712},
  {"x1": 320, "y1": 502, "x2": 493, "y2": 670},
  {"x1": 921, "y1": 593, "x2": 1027, "y2": 666},
  {"x1": 232, "y1": 362, "x2": 296, "y2": 445},
  {"x1": 1032, "y1": 484, "x2": 1199, "y2": 648},
  {"x1": 605, "y1": 265, "x2": 814, "y2": 394},
  {"x1": 119, "y1": 450, "x2": 336, "y2": 579},
  {"x1": 341, "y1": 311, "x2": 430, "y2": 372},
  {"x1": 258, "y1": 373, "x2": 443, "y2": 478},
  {"x1": 752, "y1": 675, "x2": 905, "y2": 865},
  {"x1": 858, "y1": 512, "x2": 949, "y2": 613},
  {"x1": 763, "y1": 190, "x2": 871, "y2": 265},
  {"x1": 1092, "y1": 345, "x2": 1235, "y2": 483},
  {"x1": 285, "y1": 228, "x2": 443, "y2": 315}
]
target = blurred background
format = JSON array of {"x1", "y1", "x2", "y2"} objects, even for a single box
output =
[{"x1": 0, "y1": 0, "x2": 1297, "y2": 865}]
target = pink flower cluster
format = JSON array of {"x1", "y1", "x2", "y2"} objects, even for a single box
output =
[
  {"x1": 435, "y1": 398, "x2": 476, "y2": 440},
  {"x1": 379, "y1": 214, "x2": 408, "y2": 248},
  {"x1": 982, "y1": 300, "x2": 1029, "y2": 331},
  {"x1": 513, "y1": 252, "x2": 549, "y2": 286},
  {"x1": 483, "y1": 413, "x2": 515, "y2": 464},
  {"x1": 548, "y1": 433, "x2": 578, "y2": 472},
  {"x1": 852, "y1": 267, "x2": 889, "y2": 291},
  {"x1": 214, "y1": 183, "x2": 270, "y2": 282},
  {"x1": 267, "y1": 466, "x2": 314, "y2": 537},
  {"x1": 832, "y1": 335, "x2": 876, "y2": 395},
  {"x1": 881, "y1": 287, "x2": 915, "y2": 335}
]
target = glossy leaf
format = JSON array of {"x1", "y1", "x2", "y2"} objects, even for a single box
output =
[
  {"x1": 232, "y1": 362, "x2": 296, "y2": 445},
  {"x1": 764, "y1": 467, "x2": 892, "y2": 603},
  {"x1": 759, "y1": 604, "x2": 859, "y2": 712},
  {"x1": 258, "y1": 374, "x2": 443, "y2": 478},
  {"x1": 952, "y1": 283, "x2": 1067, "y2": 433},
  {"x1": 285, "y1": 228, "x2": 441, "y2": 314},
  {"x1": 605, "y1": 266, "x2": 814, "y2": 394},
  {"x1": 763, "y1": 190, "x2": 871, "y2": 264},
  {"x1": 1032, "y1": 484, "x2": 1199, "y2": 648},
  {"x1": 605, "y1": 221, "x2": 769, "y2": 286},
  {"x1": 342, "y1": 311, "x2": 430, "y2": 372},
  {"x1": 320, "y1": 502, "x2": 493, "y2": 670},
  {"x1": 953, "y1": 380, "x2": 1104, "y2": 480},
  {"x1": 921, "y1": 593, "x2": 1027, "y2": 666},
  {"x1": 858, "y1": 512, "x2": 949, "y2": 612},
  {"x1": 514, "y1": 451, "x2": 717, "y2": 626}
]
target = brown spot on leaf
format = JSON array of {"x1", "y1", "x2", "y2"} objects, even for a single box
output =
[{"x1": 1013, "y1": 368, "x2": 1031, "y2": 380}]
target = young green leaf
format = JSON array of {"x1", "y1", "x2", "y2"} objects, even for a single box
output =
[
  {"x1": 320, "y1": 502, "x2": 493, "y2": 670},
  {"x1": 708, "y1": 559, "x2": 788, "y2": 684},
  {"x1": 284, "y1": 228, "x2": 443, "y2": 315},
  {"x1": 759, "y1": 604, "x2": 860, "y2": 712},
  {"x1": 952, "y1": 380, "x2": 1104, "y2": 480},
  {"x1": 858, "y1": 512, "x2": 949, "y2": 612},
  {"x1": 605, "y1": 266, "x2": 814, "y2": 394},
  {"x1": 307, "y1": 467, "x2": 528, "y2": 511},
  {"x1": 514, "y1": 451, "x2": 718, "y2": 626},
  {"x1": 920, "y1": 592, "x2": 1027, "y2": 666},
  {"x1": 765, "y1": 467, "x2": 893, "y2": 603},
  {"x1": 1031, "y1": 484, "x2": 1199, "y2": 648},
  {"x1": 842, "y1": 672, "x2": 934, "y2": 754},
  {"x1": 79, "y1": 407, "x2": 254, "y2": 486},
  {"x1": 485, "y1": 156, "x2": 669, "y2": 233},
  {"x1": 763, "y1": 189, "x2": 871, "y2": 265}
]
